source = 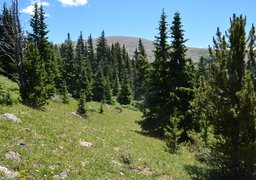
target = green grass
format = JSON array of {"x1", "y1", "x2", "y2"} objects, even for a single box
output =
[{"x1": 0, "y1": 76, "x2": 207, "y2": 179}]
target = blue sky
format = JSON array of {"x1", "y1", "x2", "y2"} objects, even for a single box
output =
[{"x1": 1, "y1": 0, "x2": 256, "y2": 47}]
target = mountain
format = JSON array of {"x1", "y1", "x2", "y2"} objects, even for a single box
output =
[{"x1": 103, "y1": 36, "x2": 209, "y2": 62}]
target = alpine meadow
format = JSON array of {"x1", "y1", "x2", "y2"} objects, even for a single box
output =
[{"x1": 0, "y1": 0, "x2": 255, "y2": 179}]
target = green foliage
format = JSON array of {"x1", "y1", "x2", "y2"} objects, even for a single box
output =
[
  {"x1": 165, "y1": 115, "x2": 181, "y2": 153},
  {"x1": 139, "y1": 9, "x2": 171, "y2": 138},
  {"x1": 134, "y1": 39, "x2": 149, "y2": 100},
  {"x1": 0, "y1": 82, "x2": 14, "y2": 105},
  {"x1": 117, "y1": 75, "x2": 132, "y2": 105},
  {"x1": 61, "y1": 81, "x2": 70, "y2": 104},
  {"x1": 77, "y1": 94, "x2": 87, "y2": 117},
  {"x1": 99, "y1": 100, "x2": 104, "y2": 113},
  {"x1": 22, "y1": 43, "x2": 47, "y2": 108},
  {"x1": 140, "y1": 11, "x2": 195, "y2": 141},
  {"x1": 60, "y1": 33, "x2": 76, "y2": 96},
  {"x1": 112, "y1": 74, "x2": 121, "y2": 96},
  {"x1": 201, "y1": 14, "x2": 256, "y2": 179},
  {"x1": 192, "y1": 76, "x2": 210, "y2": 145},
  {"x1": 105, "y1": 79, "x2": 114, "y2": 105},
  {"x1": 92, "y1": 68, "x2": 106, "y2": 102},
  {"x1": 28, "y1": 3, "x2": 57, "y2": 98}
]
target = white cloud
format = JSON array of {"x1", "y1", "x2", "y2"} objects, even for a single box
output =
[
  {"x1": 58, "y1": 0, "x2": 88, "y2": 7},
  {"x1": 21, "y1": 5, "x2": 34, "y2": 15},
  {"x1": 21, "y1": 1, "x2": 50, "y2": 15}
]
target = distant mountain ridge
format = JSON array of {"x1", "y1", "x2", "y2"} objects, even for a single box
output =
[{"x1": 103, "y1": 36, "x2": 209, "y2": 62}]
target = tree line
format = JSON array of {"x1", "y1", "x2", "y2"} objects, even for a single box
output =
[
  {"x1": 0, "y1": 1, "x2": 255, "y2": 179},
  {"x1": 0, "y1": 1, "x2": 149, "y2": 109}
]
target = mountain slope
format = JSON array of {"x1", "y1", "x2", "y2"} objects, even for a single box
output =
[{"x1": 103, "y1": 36, "x2": 209, "y2": 62}]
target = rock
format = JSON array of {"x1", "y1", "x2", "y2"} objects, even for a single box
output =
[
  {"x1": 111, "y1": 160, "x2": 122, "y2": 166},
  {"x1": 70, "y1": 112, "x2": 83, "y2": 119},
  {"x1": 0, "y1": 165, "x2": 19, "y2": 178},
  {"x1": 17, "y1": 140, "x2": 30, "y2": 150},
  {"x1": 5, "y1": 151, "x2": 21, "y2": 162},
  {"x1": 79, "y1": 141, "x2": 92, "y2": 148},
  {"x1": 0, "y1": 113, "x2": 21, "y2": 123},
  {"x1": 54, "y1": 171, "x2": 67, "y2": 179}
]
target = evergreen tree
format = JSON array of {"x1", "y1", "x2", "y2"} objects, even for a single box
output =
[
  {"x1": 61, "y1": 80, "x2": 70, "y2": 104},
  {"x1": 87, "y1": 34, "x2": 96, "y2": 73},
  {"x1": 74, "y1": 31, "x2": 91, "y2": 99},
  {"x1": 77, "y1": 93, "x2": 87, "y2": 117},
  {"x1": 61, "y1": 33, "x2": 76, "y2": 96},
  {"x1": 169, "y1": 12, "x2": 195, "y2": 141},
  {"x1": 138, "y1": 38, "x2": 147, "y2": 58},
  {"x1": 117, "y1": 74, "x2": 132, "y2": 105},
  {"x1": 200, "y1": 14, "x2": 256, "y2": 178},
  {"x1": 22, "y1": 43, "x2": 47, "y2": 107},
  {"x1": 0, "y1": 3, "x2": 17, "y2": 80},
  {"x1": 28, "y1": 3, "x2": 57, "y2": 97},
  {"x1": 92, "y1": 67, "x2": 106, "y2": 102},
  {"x1": 0, "y1": 0, "x2": 38, "y2": 106},
  {"x1": 105, "y1": 78, "x2": 114, "y2": 105},
  {"x1": 113, "y1": 73, "x2": 121, "y2": 96},
  {"x1": 247, "y1": 24, "x2": 256, "y2": 84},
  {"x1": 134, "y1": 39, "x2": 149, "y2": 100},
  {"x1": 139, "y1": 9, "x2": 171, "y2": 138}
]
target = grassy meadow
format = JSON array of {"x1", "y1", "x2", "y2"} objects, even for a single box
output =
[{"x1": 0, "y1": 76, "x2": 213, "y2": 179}]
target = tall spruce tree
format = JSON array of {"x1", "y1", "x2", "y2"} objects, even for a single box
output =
[
  {"x1": 28, "y1": 3, "x2": 57, "y2": 97},
  {"x1": 105, "y1": 78, "x2": 114, "y2": 105},
  {"x1": 169, "y1": 12, "x2": 195, "y2": 141},
  {"x1": 61, "y1": 33, "x2": 76, "y2": 96},
  {"x1": 198, "y1": 14, "x2": 256, "y2": 179},
  {"x1": 117, "y1": 73, "x2": 132, "y2": 105},
  {"x1": 139, "y1": 9, "x2": 171, "y2": 138},
  {"x1": 92, "y1": 67, "x2": 106, "y2": 102},
  {"x1": 87, "y1": 34, "x2": 96, "y2": 73},
  {"x1": 134, "y1": 39, "x2": 149, "y2": 100},
  {"x1": 23, "y1": 42, "x2": 47, "y2": 107}
]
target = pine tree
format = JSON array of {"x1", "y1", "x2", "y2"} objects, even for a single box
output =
[
  {"x1": 139, "y1": 9, "x2": 171, "y2": 138},
  {"x1": 169, "y1": 12, "x2": 195, "y2": 141},
  {"x1": 0, "y1": 3, "x2": 17, "y2": 80},
  {"x1": 92, "y1": 67, "x2": 106, "y2": 102},
  {"x1": 201, "y1": 14, "x2": 256, "y2": 178},
  {"x1": 247, "y1": 24, "x2": 256, "y2": 84},
  {"x1": 87, "y1": 34, "x2": 96, "y2": 73},
  {"x1": 113, "y1": 73, "x2": 121, "y2": 96},
  {"x1": 134, "y1": 39, "x2": 149, "y2": 100},
  {"x1": 28, "y1": 3, "x2": 57, "y2": 97},
  {"x1": 61, "y1": 33, "x2": 76, "y2": 96},
  {"x1": 117, "y1": 74, "x2": 132, "y2": 105},
  {"x1": 105, "y1": 78, "x2": 114, "y2": 105},
  {"x1": 22, "y1": 43, "x2": 47, "y2": 107},
  {"x1": 77, "y1": 93, "x2": 87, "y2": 117},
  {"x1": 138, "y1": 38, "x2": 147, "y2": 58},
  {"x1": 74, "y1": 31, "x2": 92, "y2": 99},
  {"x1": 61, "y1": 80, "x2": 70, "y2": 104}
]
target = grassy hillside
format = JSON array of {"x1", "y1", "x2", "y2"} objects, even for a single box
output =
[{"x1": 0, "y1": 76, "x2": 211, "y2": 179}]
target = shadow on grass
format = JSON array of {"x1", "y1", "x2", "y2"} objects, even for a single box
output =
[
  {"x1": 131, "y1": 129, "x2": 164, "y2": 139},
  {"x1": 184, "y1": 165, "x2": 231, "y2": 180}
]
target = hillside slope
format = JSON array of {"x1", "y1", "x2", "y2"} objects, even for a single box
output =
[{"x1": 0, "y1": 76, "x2": 208, "y2": 179}]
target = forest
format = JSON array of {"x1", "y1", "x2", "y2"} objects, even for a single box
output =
[{"x1": 0, "y1": 0, "x2": 255, "y2": 179}]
